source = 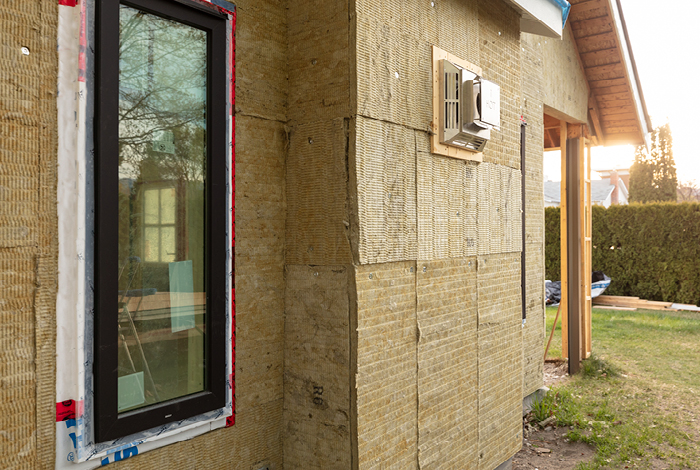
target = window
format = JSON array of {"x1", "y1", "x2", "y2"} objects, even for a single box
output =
[{"x1": 95, "y1": 0, "x2": 228, "y2": 441}]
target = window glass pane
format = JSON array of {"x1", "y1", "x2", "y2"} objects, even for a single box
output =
[
  {"x1": 117, "y1": 4, "x2": 207, "y2": 412},
  {"x1": 160, "y1": 187, "x2": 176, "y2": 225},
  {"x1": 160, "y1": 226, "x2": 176, "y2": 263},
  {"x1": 143, "y1": 188, "x2": 159, "y2": 224},
  {"x1": 143, "y1": 227, "x2": 160, "y2": 263}
]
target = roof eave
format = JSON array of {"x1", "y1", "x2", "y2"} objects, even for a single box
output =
[
  {"x1": 608, "y1": 0, "x2": 652, "y2": 142},
  {"x1": 505, "y1": 0, "x2": 568, "y2": 39}
]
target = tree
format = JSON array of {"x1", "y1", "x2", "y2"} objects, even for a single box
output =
[
  {"x1": 629, "y1": 123, "x2": 677, "y2": 203},
  {"x1": 678, "y1": 180, "x2": 700, "y2": 202}
]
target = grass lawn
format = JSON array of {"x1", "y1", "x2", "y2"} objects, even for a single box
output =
[{"x1": 543, "y1": 306, "x2": 700, "y2": 469}]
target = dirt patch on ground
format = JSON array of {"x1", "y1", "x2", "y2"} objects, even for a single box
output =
[
  {"x1": 544, "y1": 359, "x2": 570, "y2": 387},
  {"x1": 513, "y1": 361, "x2": 594, "y2": 469},
  {"x1": 513, "y1": 425, "x2": 595, "y2": 470},
  {"x1": 513, "y1": 430, "x2": 595, "y2": 470}
]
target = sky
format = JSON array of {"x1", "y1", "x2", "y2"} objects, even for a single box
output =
[{"x1": 544, "y1": 0, "x2": 700, "y2": 184}]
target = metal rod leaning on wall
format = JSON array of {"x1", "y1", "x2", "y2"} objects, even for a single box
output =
[{"x1": 544, "y1": 302, "x2": 563, "y2": 361}]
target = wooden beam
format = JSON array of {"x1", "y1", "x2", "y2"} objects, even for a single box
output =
[
  {"x1": 570, "y1": 0, "x2": 605, "y2": 16},
  {"x1": 571, "y1": 16, "x2": 613, "y2": 36},
  {"x1": 594, "y1": 84, "x2": 630, "y2": 95},
  {"x1": 596, "y1": 92, "x2": 633, "y2": 102},
  {"x1": 599, "y1": 112, "x2": 637, "y2": 122},
  {"x1": 588, "y1": 97, "x2": 605, "y2": 144},
  {"x1": 579, "y1": 136, "x2": 588, "y2": 361},
  {"x1": 584, "y1": 62, "x2": 624, "y2": 78},
  {"x1": 598, "y1": 99, "x2": 633, "y2": 109},
  {"x1": 568, "y1": 123, "x2": 583, "y2": 139},
  {"x1": 601, "y1": 119, "x2": 638, "y2": 128},
  {"x1": 575, "y1": 31, "x2": 617, "y2": 53},
  {"x1": 599, "y1": 105, "x2": 635, "y2": 116},
  {"x1": 580, "y1": 48, "x2": 621, "y2": 67},
  {"x1": 560, "y1": 120, "x2": 568, "y2": 360},
  {"x1": 606, "y1": 126, "x2": 639, "y2": 134},
  {"x1": 567, "y1": 132, "x2": 583, "y2": 374},
  {"x1": 586, "y1": 143, "x2": 593, "y2": 357}
]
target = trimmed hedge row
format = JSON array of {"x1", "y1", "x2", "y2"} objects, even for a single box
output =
[{"x1": 545, "y1": 203, "x2": 700, "y2": 305}]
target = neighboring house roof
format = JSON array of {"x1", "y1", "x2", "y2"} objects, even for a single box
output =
[
  {"x1": 591, "y1": 179, "x2": 615, "y2": 203},
  {"x1": 544, "y1": 178, "x2": 627, "y2": 205},
  {"x1": 544, "y1": 181, "x2": 562, "y2": 204},
  {"x1": 595, "y1": 167, "x2": 630, "y2": 191},
  {"x1": 569, "y1": 0, "x2": 652, "y2": 146}
]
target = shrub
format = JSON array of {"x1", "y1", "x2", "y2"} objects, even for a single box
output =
[{"x1": 545, "y1": 202, "x2": 700, "y2": 305}]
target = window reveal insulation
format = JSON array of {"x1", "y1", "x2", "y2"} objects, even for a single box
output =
[{"x1": 55, "y1": 1, "x2": 235, "y2": 467}]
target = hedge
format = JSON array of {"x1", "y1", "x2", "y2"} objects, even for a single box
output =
[{"x1": 545, "y1": 203, "x2": 700, "y2": 305}]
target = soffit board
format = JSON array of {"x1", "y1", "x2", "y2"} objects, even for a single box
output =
[
  {"x1": 569, "y1": 0, "x2": 651, "y2": 146},
  {"x1": 504, "y1": 0, "x2": 565, "y2": 38}
]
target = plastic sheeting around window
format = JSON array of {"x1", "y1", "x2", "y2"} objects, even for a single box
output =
[{"x1": 55, "y1": 0, "x2": 235, "y2": 467}]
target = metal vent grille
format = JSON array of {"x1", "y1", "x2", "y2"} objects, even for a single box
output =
[
  {"x1": 444, "y1": 71, "x2": 460, "y2": 130},
  {"x1": 452, "y1": 135, "x2": 487, "y2": 152}
]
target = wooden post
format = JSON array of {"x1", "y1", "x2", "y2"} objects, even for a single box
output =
[
  {"x1": 560, "y1": 121, "x2": 568, "y2": 359},
  {"x1": 579, "y1": 136, "x2": 588, "y2": 359},
  {"x1": 566, "y1": 125, "x2": 582, "y2": 375},
  {"x1": 586, "y1": 141, "x2": 593, "y2": 356}
]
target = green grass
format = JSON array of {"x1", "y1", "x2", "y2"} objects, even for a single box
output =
[{"x1": 543, "y1": 306, "x2": 700, "y2": 469}]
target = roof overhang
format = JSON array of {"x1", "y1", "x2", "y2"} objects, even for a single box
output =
[
  {"x1": 504, "y1": 0, "x2": 570, "y2": 39},
  {"x1": 570, "y1": 0, "x2": 652, "y2": 147}
]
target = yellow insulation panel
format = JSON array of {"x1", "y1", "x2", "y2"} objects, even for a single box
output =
[{"x1": 416, "y1": 258, "x2": 478, "y2": 470}]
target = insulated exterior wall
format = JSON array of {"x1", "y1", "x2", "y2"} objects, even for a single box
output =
[
  {"x1": 284, "y1": 266, "x2": 352, "y2": 469},
  {"x1": 477, "y1": 253, "x2": 523, "y2": 470},
  {"x1": 416, "y1": 259, "x2": 478, "y2": 470},
  {"x1": 416, "y1": 145, "x2": 478, "y2": 261},
  {"x1": 539, "y1": 28, "x2": 589, "y2": 123},
  {"x1": 477, "y1": 1, "x2": 522, "y2": 171},
  {"x1": 355, "y1": 262, "x2": 417, "y2": 469},
  {"x1": 521, "y1": 32, "x2": 547, "y2": 396},
  {"x1": 0, "y1": 0, "x2": 58, "y2": 468},
  {"x1": 283, "y1": 0, "x2": 355, "y2": 467},
  {"x1": 355, "y1": 116, "x2": 417, "y2": 265},
  {"x1": 72, "y1": 1, "x2": 289, "y2": 469},
  {"x1": 353, "y1": 1, "x2": 529, "y2": 469}
]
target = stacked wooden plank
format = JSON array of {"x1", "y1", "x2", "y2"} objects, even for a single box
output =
[{"x1": 592, "y1": 295, "x2": 700, "y2": 312}]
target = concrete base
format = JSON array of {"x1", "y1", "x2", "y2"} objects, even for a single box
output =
[
  {"x1": 522, "y1": 386, "x2": 550, "y2": 416},
  {"x1": 494, "y1": 457, "x2": 513, "y2": 470}
]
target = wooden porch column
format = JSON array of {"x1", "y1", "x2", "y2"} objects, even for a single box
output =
[
  {"x1": 560, "y1": 121, "x2": 568, "y2": 359},
  {"x1": 566, "y1": 125, "x2": 583, "y2": 375}
]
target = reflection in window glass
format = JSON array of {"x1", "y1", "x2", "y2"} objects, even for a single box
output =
[{"x1": 117, "y1": 5, "x2": 207, "y2": 412}]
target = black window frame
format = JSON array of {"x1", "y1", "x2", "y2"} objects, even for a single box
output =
[{"x1": 94, "y1": 0, "x2": 229, "y2": 442}]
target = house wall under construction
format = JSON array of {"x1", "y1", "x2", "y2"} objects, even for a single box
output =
[{"x1": 0, "y1": 0, "x2": 592, "y2": 469}]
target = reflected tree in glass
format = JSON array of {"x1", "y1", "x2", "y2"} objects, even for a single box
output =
[{"x1": 116, "y1": 5, "x2": 208, "y2": 412}]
